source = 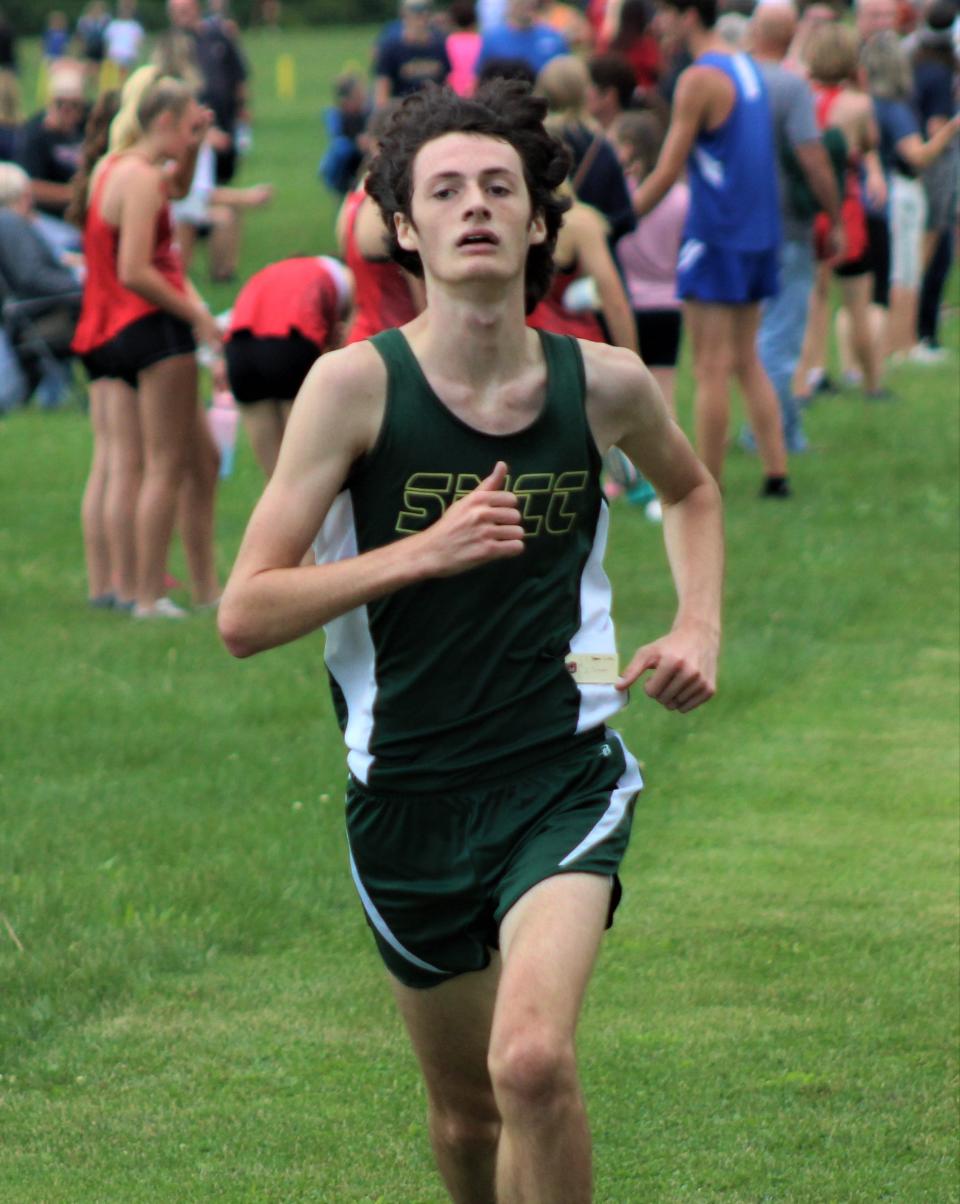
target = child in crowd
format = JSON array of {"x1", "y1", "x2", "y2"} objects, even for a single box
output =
[
  {"x1": 612, "y1": 108, "x2": 688, "y2": 414},
  {"x1": 42, "y1": 11, "x2": 70, "y2": 62}
]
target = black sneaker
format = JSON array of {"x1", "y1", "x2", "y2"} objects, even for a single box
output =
[{"x1": 760, "y1": 476, "x2": 792, "y2": 499}]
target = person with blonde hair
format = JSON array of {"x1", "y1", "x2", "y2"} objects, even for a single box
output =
[
  {"x1": 71, "y1": 66, "x2": 221, "y2": 618},
  {"x1": 794, "y1": 20, "x2": 889, "y2": 402},
  {"x1": 537, "y1": 54, "x2": 636, "y2": 242}
]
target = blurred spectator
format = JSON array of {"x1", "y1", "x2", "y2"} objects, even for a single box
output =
[
  {"x1": 608, "y1": 0, "x2": 661, "y2": 88},
  {"x1": 745, "y1": 2, "x2": 842, "y2": 453},
  {"x1": 171, "y1": 131, "x2": 273, "y2": 281},
  {"x1": 528, "y1": 187, "x2": 638, "y2": 351},
  {"x1": 860, "y1": 29, "x2": 959, "y2": 357},
  {"x1": 784, "y1": 2, "x2": 836, "y2": 76},
  {"x1": 717, "y1": 11, "x2": 749, "y2": 46},
  {"x1": 0, "y1": 8, "x2": 16, "y2": 73},
  {"x1": 652, "y1": 2, "x2": 693, "y2": 101},
  {"x1": 75, "y1": 2, "x2": 110, "y2": 76},
  {"x1": 540, "y1": 0, "x2": 594, "y2": 52},
  {"x1": 319, "y1": 72, "x2": 370, "y2": 193},
  {"x1": 537, "y1": 54, "x2": 636, "y2": 242},
  {"x1": 856, "y1": 0, "x2": 900, "y2": 40},
  {"x1": 446, "y1": 0, "x2": 483, "y2": 95},
  {"x1": 43, "y1": 12, "x2": 71, "y2": 63},
  {"x1": 631, "y1": 0, "x2": 788, "y2": 494},
  {"x1": 105, "y1": 0, "x2": 146, "y2": 79},
  {"x1": 164, "y1": 0, "x2": 249, "y2": 184},
  {"x1": 0, "y1": 161, "x2": 81, "y2": 410},
  {"x1": 223, "y1": 255, "x2": 353, "y2": 477},
  {"x1": 795, "y1": 21, "x2": 888, "y2": 401},
  {"x1": 478, "y1": 0, "x2": 569, "y2": 75},
  {"x1": 586, "y1": 53, "x2": 638, "y2": 130},
  {"x1": 335, "y1": 107, "x2": 424, "y2": 343},
  {"x1": 374, "y1": 0, "x2": 451, "y2": 106},
  {"x1": 0, "y1": 68, "x2": 19, "y2": 159},
  {"x1": 15, "y1": 62, "x2": 87, "y2": 255},
  {"x1": 911, "y1": 0, "x2": 959, "y2": 361},
  {"x1": 612, "y1": 109, "x2": 688, "y2": 411}
]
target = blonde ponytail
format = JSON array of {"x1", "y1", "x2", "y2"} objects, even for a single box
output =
[
  {"x1": 108, "y1": 65, "x2": 193, "y2": 153},
  {"x1": 108, "y1": 64, "x2": 160, "y2": 152}
]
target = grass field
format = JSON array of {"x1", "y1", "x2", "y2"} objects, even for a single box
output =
[{"x1": 1, "y1": 26, "x2": 958, "y2": 1203}]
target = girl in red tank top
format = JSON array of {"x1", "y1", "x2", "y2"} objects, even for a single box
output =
[
  {"x1": 73, "y1": 66, "x2": 221, "y2": 618},
  {"x1": 338, "y1": 186, "x2": 421, "y2": 343}
]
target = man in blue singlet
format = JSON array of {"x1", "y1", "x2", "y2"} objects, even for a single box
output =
[
  {"x1": 219, "y1": 80, "x2": 723, "y2": 1203},
  {"x1": 631, "y1": 0, "x2": 791, "y2": 497}
]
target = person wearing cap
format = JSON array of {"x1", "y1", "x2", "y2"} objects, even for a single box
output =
[
  {"x1": 222, "y1": 255, "x2": 354, "y2": 478},
  {"x1": 14, "y1": 60, "x2": 88, "y2": 253},
  {"x1": 374, "y1": 0, "x2": 451, "y2": 108}
]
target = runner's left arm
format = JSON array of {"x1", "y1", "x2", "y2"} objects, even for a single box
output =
[{"x1": 584, "y1": 342, "x2": 723, "y2": 713}]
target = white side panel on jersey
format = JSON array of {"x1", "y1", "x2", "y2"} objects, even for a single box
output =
[
  {"x1": 569, "y1": 499, "x2": 627, "y2": 733},
  {"x1": 315, "y1": 492, "x2": 377, "y2": 784},
  {"x1": 558, "y1": 731, "x2": 644, "y2": 867},
  {"x1": 732, "y1": 51, "x2": 762, "y2": 101}
]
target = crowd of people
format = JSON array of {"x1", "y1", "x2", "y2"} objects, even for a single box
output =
[{"x1": 0, "y1": 0, "x2": 956, "y2": 619}]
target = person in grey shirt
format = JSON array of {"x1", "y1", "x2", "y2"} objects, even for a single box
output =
[
  {"x1": 0, "y1": 161, "x2": 81, "y2": 408},
  {"x1": 745, "y1": 3, "x2": 842, "y2": 453}
]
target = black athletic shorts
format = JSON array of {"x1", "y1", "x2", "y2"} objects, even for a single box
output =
[
  {"x1": 84, "y1": 311, "x2": 196, "y2": 387},
  {"x1": 80, "y1": 346, "x2": 116, "y2": 382},
  {"x1": 634, "y1": 309, "x2": 683, "y2": 368},
  {"x1": 835, "y1": 215, "x2": 891, "y2": 308},
  {"x1": 225, "y1": 331, "x2": 322, "y2": 404}
]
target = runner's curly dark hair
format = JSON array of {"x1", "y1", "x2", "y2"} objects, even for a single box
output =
[{"x1": 365, "y1": 79, "x2": 572, "y2": 314}]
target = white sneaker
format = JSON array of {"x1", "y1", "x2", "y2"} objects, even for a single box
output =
[
  {"x1": 133, "y1": 597, "x2": 188, "y2": 620},
  {"x1": 907, "y1": 341, "x2": 949, "y2": 365}
]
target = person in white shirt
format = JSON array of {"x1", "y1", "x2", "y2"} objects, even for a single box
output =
[{"x1": 105, "y1": 0, "x2": 145, "y2": 78}]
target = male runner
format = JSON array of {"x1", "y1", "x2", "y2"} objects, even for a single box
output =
[
  {"x1": 219, "y1": 79, "x2": 723, "y2": 1204},
  {"x1": 631, "y1": 0, "x2": 790, "y2": 494}
]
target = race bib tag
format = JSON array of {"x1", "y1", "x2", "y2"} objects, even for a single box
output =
[{"x1": 564, "y1": 653, "x2": 619, "y2": 684}]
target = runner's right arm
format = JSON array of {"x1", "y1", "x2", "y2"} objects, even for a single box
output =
[{"x1": 218, "y1": 343, "x2": 524, "y2": 657}]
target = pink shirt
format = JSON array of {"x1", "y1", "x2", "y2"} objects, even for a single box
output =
[
  {"x1": 615, "y1": 181, "x2": 689, "y2": 311},
  {"x1": 446, "y1": 31, "x2": 481, "y2": 96}
]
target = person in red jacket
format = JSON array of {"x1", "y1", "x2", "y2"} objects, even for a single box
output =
[{"x1": 223, "y1": 255, "x2": 354, "y2": 477}]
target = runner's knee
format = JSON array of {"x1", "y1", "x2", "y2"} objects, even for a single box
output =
[
  {"x1": 489, "y1": 1029, "x2": 577, "y2": 1110},
  {"x1": 429, "y1": 1099, "x2": 500, "y2": 1158}
]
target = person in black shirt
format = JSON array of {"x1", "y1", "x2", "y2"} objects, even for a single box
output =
[
  {"x1": 166, "y1": 0, "x2": 248, "y2": 183},
  {"x1": 374, "y1": 0, "x2": 451, "y2": 107},
  {"x1": 15, "y1": 62, "x2": 87, "y2": 254}
]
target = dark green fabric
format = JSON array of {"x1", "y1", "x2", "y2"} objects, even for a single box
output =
[
  {"x1": 341, "y1": 328, "x2": 605, "y2": 791},
  {"x1": 781, "y1": 127, "x2": 847, "y2": 221}
]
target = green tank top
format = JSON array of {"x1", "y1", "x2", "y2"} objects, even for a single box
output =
[{"x1": 317, "y1": 327, "x2": 625, "y2": 791}]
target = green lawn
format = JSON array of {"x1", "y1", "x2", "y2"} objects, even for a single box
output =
[{"x1": 1, "y1": 26, "x2": 958, "y2": 1203}]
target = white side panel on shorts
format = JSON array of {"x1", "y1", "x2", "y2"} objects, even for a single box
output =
[
  {"x1": 558, "y1": 731, "x2": 644, "y2": 867},
  {"x1": 315, "y1": 492, "x2": 377, "y2": 784},
  {"x1": 348, "y1": 847, "x2": 444, "y2": 975},
  {"x1": 569, "y1": 498, "x2": 627, "y2": 733}
]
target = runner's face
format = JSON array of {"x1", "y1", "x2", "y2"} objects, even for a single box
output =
[{"x1": 397, "y1": 132, "x2": 547, "y2": 296}]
